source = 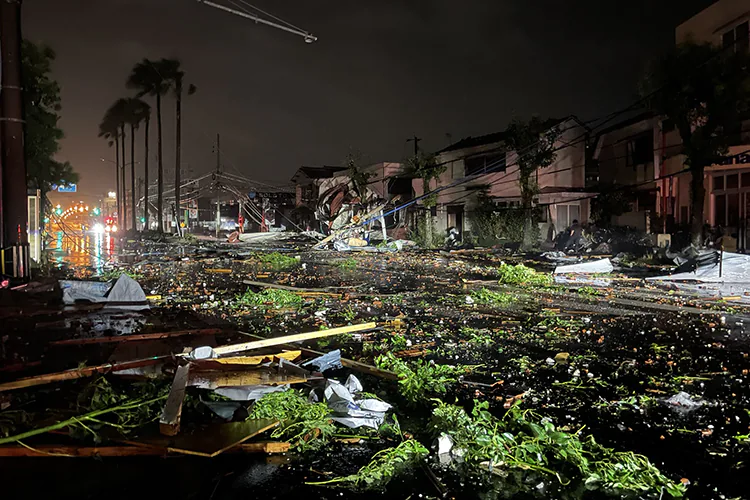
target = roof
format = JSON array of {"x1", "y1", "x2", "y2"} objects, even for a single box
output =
[
  {"x1": 438, "y1": 116, "x2": 582, "y2": 155},
  {"x1": 594, "y1": 110, "x2": 655, "y2": 137},
  {"x1": 290, "y1": 166, "x2": 347, "y2": 183},
  {"x1": 438, "y1": 131, "x2": 510, "y2": 154}
]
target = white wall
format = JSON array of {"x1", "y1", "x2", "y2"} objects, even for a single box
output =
[{"x1": 676, "y1": 0, "x2": 750, "y2": 44}]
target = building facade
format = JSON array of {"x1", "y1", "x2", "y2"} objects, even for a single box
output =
[{"x1": 418, "y1": 116, "x2": 593, "y2": 242}]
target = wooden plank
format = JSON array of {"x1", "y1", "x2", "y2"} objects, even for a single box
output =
[
  {"x1": 0, "y1": 357, "x2": 167, "y2": 392},
  {"x1": 138, "y1": 419, "x2": 280, "y2": 457},
  {"x1": 211, "y1": 323, "x2": 376, "y2": 357},
  {"x1": 50, "y1": 328, "x2": 225, "y2": 346},
  {"x1": 192, "y1": 351, "x2": 301, "y2": 368},
  {"x1": 188, "y1": 369, "x2": 307, "y2": 390},
  {"x1": 0, "y1": 445, "x2": 167, "y2": 457},
  {"x1": 159, "y1": 364, "x2": 191, "y2": 436},
  {"x1": 237, "y1": 441, "x2": 291, "y2": 454},
  {"x1": 0, "y1": 441, "x2": 291, "y2": 457}
]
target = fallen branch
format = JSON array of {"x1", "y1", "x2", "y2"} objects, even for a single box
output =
[
  {"x1": 0, "y1": 395, "x2": 167, "y2": 445},
  {"x1": 0, "y1": 357, "x2": 167, "y2": 392}
]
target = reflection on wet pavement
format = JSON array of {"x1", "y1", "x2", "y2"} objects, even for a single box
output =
[{"x1": 47, "y1": 222, "x2": 116, "y2": 273}]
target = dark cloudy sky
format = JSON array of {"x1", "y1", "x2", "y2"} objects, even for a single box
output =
[{"x1": 25, "y1": 0, "x2": 712, "y2": 201}]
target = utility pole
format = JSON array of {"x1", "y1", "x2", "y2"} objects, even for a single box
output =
[
  {"x1": 215, "y1": 133, "x2": 221, "y2": 173},
  {"x1": 137, "y1": 177, "x2": 143, "y2": 230},
  {"x1": 407, "y1": 135, "x2": 422, "y2": 156},
  {"x1": 0, "y1": 0, "x2": 30, "y2": 280}
]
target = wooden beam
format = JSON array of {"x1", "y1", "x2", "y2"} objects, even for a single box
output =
[
  {"x1": 0, "y1": 441, "x2": 292, "y2": 457},
  {"x1": 0, "y1": 445, "x2": 167, "y2": 457},
  {"x1": 50, "y1": 328, "x2": 226, "y2": 346},
  {"x1": 159, "y1": 364, "x2": 191, "y2": 436},
  {"x1": 211, "y1": 323, "x2": 376, "y2": 357},
  {"x1": 0, "y1": 357, "x2": 167, "y2": 392}
]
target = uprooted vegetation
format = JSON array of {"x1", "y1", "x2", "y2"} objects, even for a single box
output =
[
  {"x1": 432, "y1": 400, "x2": 687, "y2": 498},
  {"x1": 496, "y1": 262, "x2": 552, "y2": 286},
  {"x1": 248, "y1": 390, "x2": 335, "y2": 451},
  {"x1": 255, "y1": 251, "x2": 299, "y2": 270},
  {"x1": 235, "y1": 288, "x2": 304, "y2": 309}
]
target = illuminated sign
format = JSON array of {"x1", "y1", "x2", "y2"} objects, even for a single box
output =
[{"x1": 57, "y1": 184, "x2": 77, "y2": 193}]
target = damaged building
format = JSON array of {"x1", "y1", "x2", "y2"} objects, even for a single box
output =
[{"x1": 416, "y1": 116, "x2": 595, "y2": 243}]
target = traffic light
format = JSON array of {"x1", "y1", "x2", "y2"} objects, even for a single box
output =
[
  {"x1": 92, "y1": 207, "x2": 101, "y2": 216},
  {"x1": 55, "y1": 207, "x2": 63, "y2": 215}
]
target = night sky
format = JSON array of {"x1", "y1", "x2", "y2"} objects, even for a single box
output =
[{"x1": 25, "y1": 0, "x2": 713, "y2": 202}]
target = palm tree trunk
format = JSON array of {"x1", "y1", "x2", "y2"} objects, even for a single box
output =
[
  {"x1": 130, "y1": 123, "x2": 137, "y2": 232},
  {"x1": 175, "y1": 81, "x2": 182, "y2": 236},
  {"x1": 690, "y1": 163, "x2": 706, "y2": 247},
  {"x1": 157, "y1": 93, "x2": 163, "y2": 233},
  {"x1": 115, "y1": 137, "x2": 121, "y2": 221},
  {"x1": 120, "y1": 124, "x2": 127, "y2": 230},
  {"x1": 143, "y1": 116, "x2": 150, "y2": 231}
]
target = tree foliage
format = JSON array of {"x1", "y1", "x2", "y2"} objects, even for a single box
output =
[
  {"x1": 406, "y1": 151, "x2": 446, "y2": 208},
  {"x1": 641, "y1": 41, "x2": 750, "y2": 245},
  {"x1": 344, "y1": 149, "x2": 373, "y2": 198},
  {"x1": 505, "y1": 117, "x2": 560, "y2": 249},
  {"x1": 22, "y1": 40, "x2": 77, "y2": 194}
]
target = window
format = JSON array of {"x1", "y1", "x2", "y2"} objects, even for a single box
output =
[
  {"x1": 723, "y1": 21, "x2": 749, "y2": 53},
  {"x1": 626, "y1": 133, "x2": 653, "y2": 167},
  {"x1": 737, "y1": 21, "x2": 749, "y2": 53},
  {"x1": 555, "y1": 204, "x2": 580, "y2": 229},
  {"x1": 465, "y1": 152, "x2": 506, "y2": 176},
  {"x1": 742, "y1": 172, "x2": 750, "y2": 187},
  {"x1": 727, "y1": 173, "x2": 739, "y2": 189},
  {"x1": 714, "y1": 175, "x2": 724, "y2": 190},
  {"x1": 715, "y1": 194, "x2": 726, "y2": 226}
]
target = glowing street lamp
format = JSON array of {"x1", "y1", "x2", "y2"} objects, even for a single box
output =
[{"x1": 108, "y1": 191, "x2": 116, "y2": 199}]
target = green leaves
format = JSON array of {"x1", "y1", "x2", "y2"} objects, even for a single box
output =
[
  {"x1": 307, "y1": 439, "x2": 428, "y2": 490},
  {"x1": 22, "y1": 40, "x2": 78, "y2": 194},
  {"x1": 235, "y1": 288, "x2": 303, "y2": 309},
  {"x1": 248, "y1": 390, "x2": 334, "y2": 452},
  {"x1": 376, "y1": 352, "x2": 475, "y2": 405},
  {"x1": 496, "y1": 262, "x2": 552, "y2": 286},
  {"x1": 430, "y1": 400, "x2": 687, "y2": 497}
]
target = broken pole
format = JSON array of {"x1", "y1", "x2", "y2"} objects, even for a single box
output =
[
  {"x1": 50, "y1": 328, "x2": 226, "y2": 346},
  {"x1": 0, "y1": 356, "x2": 167, "y2": 392},
  {"x1": 211, "y1": 322, "x2": 376, "y2": 357},
  {"x1": 159, "y1": 363, "x2": 190, "y2": 436}
]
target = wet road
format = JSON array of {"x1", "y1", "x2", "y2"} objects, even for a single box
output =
[{"x1": 47, "y1": 221, "x2": 117, "y2": 272}]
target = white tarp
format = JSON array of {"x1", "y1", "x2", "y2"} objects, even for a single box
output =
[
  {"x1": 647, "y1": 252, "x2": 750, "y2": 283},
  {"x1": 60, "y1": 274, "x2": 149, "y2": 311},
  {"x1": 107, "y1": 274, "x2": 148, "y2": 309},
  {"x1": 554, "y1": 258, "x2": 613, "y2": 275}
]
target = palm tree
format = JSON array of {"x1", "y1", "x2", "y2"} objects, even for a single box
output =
[
  {"x1": 127, "y1": 59, "x2": 171, "y2": 232},
  {"x1": 99, "y1": 99, "x2": 129, "y2": 222},
  {"x1": 173, "y1": 72, "x2": 196, "y2": 230},
  {"x1": 137, "y1": 102, "x2": 152, "y2": 230},
  {"x1": 123, "y1": 98, "x2": 151, "y2": 232},
  {"x1": 153, "y1": 59, "x2": 196, "y2": 231}
]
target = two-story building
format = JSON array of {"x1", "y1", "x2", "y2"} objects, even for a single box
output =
[
  {"x1": 671, "y1": 0, "x2": 750, "y2": 248},
  {"x1": 418, "y1": 116, "x2": 594, "y2": 242}
]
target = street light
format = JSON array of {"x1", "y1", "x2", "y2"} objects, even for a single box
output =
[{"x1": 108, "y1": 191, "x2": 116, "y2": 199}]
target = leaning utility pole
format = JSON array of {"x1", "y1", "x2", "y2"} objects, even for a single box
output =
[
  {"x1": 0, "y1": 0, "x2": 30, "y2": 280},
  {"x1": 407, "y1": 135, "x2": 422, "y2": 156},
  {"x1": 214, "y1": 133, "x2": 221, "y2": 239}
]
